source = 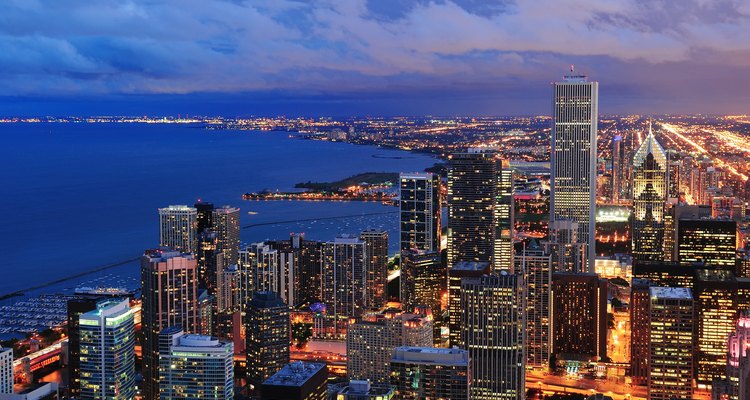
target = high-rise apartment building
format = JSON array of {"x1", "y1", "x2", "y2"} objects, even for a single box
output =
[
  {"x1": 400, "y1": 249, "x2": 443, "y2": 313},
  {"x1": 648, "y1": 287, "x2": 694, "y2": 400},
  {"x1": 678, "y1": 218, "x2": 736, "y2": 269},
  {"x1": 545, "y1": 219, "x2": 587, "y2": 273},
  {"x1": 269, "y1": 234, "x2": 325, "y2": 305},
  {"x1": 550, "y1": 69, "x2": 598, "y2": 272},
  {"x1": 261, "y1": 361, "x2": 328, "y2": 400},
  {"x1": 461, "y1": 273, "x2": 525, "y2": 400},
  {"x1": 0, "y1": 348, "x2": 11, "y2": 394},
  {"x1": 448, "y1": 261, "x2": 491, "y2": 348},
  {"x1": 158, "y1": 327, "x2": 234, "y2": 400},
  {"x1": 212, "y1": 205, "x2": 240, "y2": 269},
  {"x1": 612, "y1": 135, "x2": 622, "y2": 203},
  {"x1": 320, "y1": 235, "x2": 367, "y2": 338},
  {"x1": 632, "y1": 127, "x2": 668, "y2": 261},
  {"x1": 141, "y1": 249, "x2": 199, "y2": 400},
  {"x1": 240, "y1": 242, "x2": 296, "y2": 306},
  {"x1": 694, "y1": 269, "x2": 739, "y2": 387},
  {"x1": 447, "y1": 150, "x2": 513, "y2": 270},
  {"x1": 515, "y1": 243, "x2": 552, "y2": 369},
  {"x1": 399, "y1": 172, "x2": 441, "y2": 253},
  {"x1": 346, "y1": 309, "x2": 433, "y2": 384},
  {"x1": 629, "y1": 278, "x2": 653, "y2": 386},
  {"x1": 158, "y1": 205, "x2": 197, "y2": 253},
  {"x1": 360, "y1": 230, "x2": 388, "y2": 310},
  {"x1": 390, "y1": 347, "x2": 470, "y2": 400},
  {"x1": 245, "y1": 291, "x2": 291, "y2": 387},
  {"x1": 78, "y1": 299, "x2": 136, "y2": 400},
  {"x1": 551, "y1": 272, "x2": 607, "y2": 361}
]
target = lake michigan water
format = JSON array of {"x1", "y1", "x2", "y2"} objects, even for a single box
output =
[{"x1": 0, "y1": 123, "x2": 436, "y2": 297}]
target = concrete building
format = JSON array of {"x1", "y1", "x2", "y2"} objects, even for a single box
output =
[
  {"x1": 632, "y1": 126, "x2": 668, "y2": 262},
  {"x1": 390, "y1": 347, "x2": 470, "y2": 400},
  {"x1": 648, "y1": 287, "x2": 694, "y2": 400},
  {"x1": 0, "y1": 348, "x2": 11, "y2": 395},
  {"x1": 629, "y1": 278, "x2": 653, "y2": 386},
  {"x1": 158, "y1": 205, "x2": 197, "y2": 253},
  {"x1": 346, "y1": 309, "x2": 433, "y2": 384},
  {"x1": 515, "y1": 243, "x2": 552, "y2": 369},
  {"x1": 360, "y1": 230, "x2": 388, "y2": 310},
  {"x1": 261, "y1": 361, "x2": 327, "y2": 400},
  {"x1": 461, "y1": 273, "x2": 525, "y2": 400},
  {"x1": 246, "y1": 291, "x2": 291, "y2": 387},
  {"x1": 333, "y1": 380, "x2": 395, "y2": 400},
  {"x1": 551, "y1": 272, "x2": 607, "y2": 361},
  {"x1": 400, "y1": 249, "x2": 443, "y2": 313},
  {"x1": 158, "y1": 327, "x2": 234, "y2": 400},
  {"x1": 320, "y1": 235, "x2": 367, "y2": 339},
  {"x1": 78, "y1": 299, "x2": 135, "y2": 400},
  {"x1": 678, "y1": 218, "x2": 736, "y2": 269},
  {"x1": 140, "y1": 249, "x2": 199, "y2": 400},
  {"x1": 448, "y1": 261, "x2": 491, "y2": 348}
]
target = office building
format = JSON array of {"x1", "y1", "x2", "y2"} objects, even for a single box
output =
[
  {"x1": 390, "y1": 347, "x2": 470, "y2": 400},
  {"x1": 545, "y1": 219, "x2": 587, "y2": 273},
  {"x1": 158, "y1": 327, "x2": 234, "y2": 400},
  {"x1": 333, "y1": 380, "x2": 395, "y2": 400},
  {"x1": 196, "y1": 289, "x2": 214, "y2": 336},
  {"x1": 399, "y1": 172, "x2": 441, "y2": 253},
  {"x1": 550, "y1": 69, "x2": 598, "y2": 272},
  {"x1": 196, "y1": 230, "x2": 222, "y2": 291},
  {"x1": 448, "y1": 261, "x2": 491, "y2": 348},
  {"x1": 212, "y1": 205, "x2": 240, "y2": 269},
  {"x1": 360, "y1": 230, "x2": 388, "y2": 310},
  {"x1": 632, "y1": 126, "x2": 668, "y2": 262},
  {"x1": 678, "y1": 218, "x2": 736, "y2": 269},
  {"x1": 346, "y1": 309, "x2": 433, "y2": 384},
  {"x1": 611, "y1": 135, "x2": 622, "y2": 203},
  {"x1": 141, "y1": 249, "x2": 199, "y2": 400},
  {"x1": 320, "y1": 235, "x2": 367, "y2": 338},
  {"x1": 158, "y1": 205, "x2": 197, "y2": 253},
  {"x1": 461, "y1": 273, "x2": 525, "y2": 400},
  {"x1": 632, "y1": 261, "x2": 702, "y2": 290},
  {"x1": 447, "y1": 150, "x2": 513, "y2": 270},
  {"x1": 261, "y1": 361, "x2": 327, "y2": 400},
  {"x1": 551, "y1": 272, "x2": 607, "y2": 361},
  {"x1": 400, "y1": 249, "x2": 443, "y2": 313},
  {"x1": 0, "y1": 348, "x2": 11, "y2": 395},
  {"x1": 648, "y1": 287, "x2": 693, "y2": 400},
  {"x1": 515, "y1": 243, "x2": 552, "y2": 369},
  {"x1": 629, "y1": 278, "x2": 653, "y2": 386},
  {"x1": 78, "y1": 299, "x2": 136, "y2": 400},
  {"x1": 694, "y1": 269, "x2": 739, "y2": 387},
  {"x1": 246, "y1": 291, "x2": 290, "y2": 386}
]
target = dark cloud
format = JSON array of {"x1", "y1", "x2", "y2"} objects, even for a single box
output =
[{"x1": 0, "y1": 0, "x2": 748, "y2": 115}]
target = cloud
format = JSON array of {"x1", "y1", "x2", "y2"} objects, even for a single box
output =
[{"x1": 0, "y1": 0, "x2": 749, "y2": 114}]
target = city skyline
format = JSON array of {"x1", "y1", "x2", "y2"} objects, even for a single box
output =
[{"x1": 1, "y1": 1, "x2": 750, "y2": 116}]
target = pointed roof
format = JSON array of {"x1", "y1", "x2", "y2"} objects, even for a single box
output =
[{"x1": 633, "y1": 121, "x2": 667, "y2": 168}]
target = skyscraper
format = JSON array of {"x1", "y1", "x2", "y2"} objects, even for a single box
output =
[
  {"x1": 611, "y1": 135, "x2": 622, "y2": 203},
  {"x1": 400, "y1": 249, "x2": 444, "y2": 313},
  {"x1": 551, "y1": 272, "x2": 607, "y2": 361},
  {"x1": 212, "y1": 205, "x2": 241, "y2": 269},
  {"x1": 246, "y1": 291, "x2": 291, "y2": 387},
  {"x1": 648, "y1": 287, "x2": 694, "y2": 400},
  {"x1": 78, "y1": 299, "x2": 136, "y2": 400},
  {"x1": 158, "y1": 205, "x2": 198, "y2": 253},
  {"x1": 461, "y1": 273, "x2": 525, "y2": 400},
  {"x1": 321, "y1": 234, "x2": 367, "y2": 338},
  {"x1": 158, "y1": 327, "x2": 234, "y2": 400},
  {"x1": 399, "y1": 172, "x2": 441, "y2": 253},
  {"x1": 632, "y1": 126, "x2": 668, "y2": 261},
  {"x1": 515, "y1": 242, "x2": 552, "y2": 369},
  {"x1": 545, "y1": 219, "x2": 587, "y2": 273},
  {"x1": 447, "y1": 150, "x2": 513, "y2": 270},
  {"x1": 448, "y1": 261, "x2": 491, "y2": 348},
  {"x1": 360, "y1": 229, "x2": 388, "y2": 310},
  {"x1": 346, "y1": 309, "x2": 433, "y2": 384},
  {"x1": 390, "y1": 347, "x2": 470, "y2": 400},
  {"x1": 141, "y1": 249, "x2": 199, "y2": 400},
  {"x1": 678, "y1": 218, "x2": 737, "y2": 269},
  {"x1": 550, "y1": 68, "x2": 598, "y2": 272},
  {"x1": 269, "y1": 233, "x2": 325, "y2": 305},
  {"x1": 629, "y1": 278, "x2": 653, "y2": 387}
]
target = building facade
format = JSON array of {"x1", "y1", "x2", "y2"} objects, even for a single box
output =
[
  {"x1": 515, "y1": 243, "x2": 552, "y2": 369},
  {"x1": 399, "y1": 172, "x2": 441, "y2": 253},
  {"x1": 320, "y1": 235, "x2": 367, "y2": 338},
  {"x1": 360, "y1": 230, "x2": 388, "y2": 310},
  {"x1": 550, "y1": 70, "x2": 598, "y2": 272},
  {"x1": 448, "y1": 261, "x2": 491, "y2": 348},
  {"x1": 400, "y1": 249, "x2": 444, "y2": 313},
  {"x1": 551, "y1": 272, "x2": 607, "y2": 361},
  {"x1": 632, "y1": 127, "x2": 668, "y2": 261},
  {"x1": 390, "y1": 347, "x2": 470, "y2": 400},
  {"x1": 158, "y1": 205, "x2": 197, "y2": 253},
  {"x1": 245, "y1": 291, "x2": 291, "y2": 387}
]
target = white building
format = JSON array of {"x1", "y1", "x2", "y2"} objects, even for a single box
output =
[
  {"x1": 159, "y1": 205, "x2": 198, "y2": 253},
  {"x1": 0, "y1": 347, "x2": 12, "y2": 394},
  {"x1": 550, "y1": 68, "x2": 598, "y2": 272}
]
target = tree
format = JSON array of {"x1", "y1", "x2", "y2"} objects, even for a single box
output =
[{"x1": 292, "y1": 322, "x2": 313, "y2": 349}]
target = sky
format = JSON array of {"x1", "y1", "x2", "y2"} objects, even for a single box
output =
[{"x1": 1, "y1": 0, "x2": 749, "y2": 116}]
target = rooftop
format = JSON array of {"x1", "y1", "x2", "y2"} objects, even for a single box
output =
[
  {"x1": 451, "y1": 261, "x2": 491, "y2": 272},
  {"x1": 392, "y1": 346, "x2": 469, "y2": 365},
  {"x1": 650, "y1": 287, "x2": 692, "y2": 300},
  {"x1": 263, "y1": 362, "x2": 326, "y2": 387}
]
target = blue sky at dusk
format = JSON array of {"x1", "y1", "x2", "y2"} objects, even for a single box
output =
[{"x1": 1, "y1": 0, "x2": 749, "y2": 116}]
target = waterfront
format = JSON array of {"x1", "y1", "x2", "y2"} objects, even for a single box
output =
[{"x1": 0, "y1": 123, "x2": 436, "y2": 303}]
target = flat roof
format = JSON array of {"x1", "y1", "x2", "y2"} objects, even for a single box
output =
[
  {"x1": 263, "y1": 362, "x2": 326, "y2": 387},
  {"x1": 650, "y1": 287, "x2": 692, "y2": 300},
  {"x1": 451, "y1": 261, "x2": 490, "y2": 271}
]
